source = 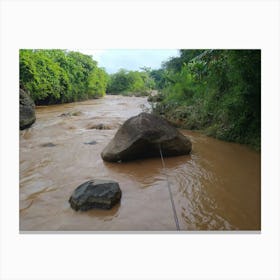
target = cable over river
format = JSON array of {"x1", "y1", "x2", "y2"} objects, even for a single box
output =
[{"x1": 20, "y1": 95, "x2": 261, "y2": 231}]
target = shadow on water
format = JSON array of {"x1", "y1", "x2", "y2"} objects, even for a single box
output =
[{"x1": 78, "y1": 203, "x2": 121, "y2": 221}]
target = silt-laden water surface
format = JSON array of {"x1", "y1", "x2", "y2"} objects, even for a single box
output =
[{"x1": 20, "y1": 95, "x2": 260, "y2": 231}]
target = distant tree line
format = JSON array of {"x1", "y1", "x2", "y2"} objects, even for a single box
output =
[
  {"x1": 20, "y1": 49, "x2": 108, "y2": 105},
  {"x1": 106, "y1": 68, "x2": 155, "y2": 96},
  {"x1": 20, "y1": 50, "x2": 157, "y2": 103}
]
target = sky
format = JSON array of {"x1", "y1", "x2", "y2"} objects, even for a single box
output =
[{"x1": 76, "y1": 49, "x2": 179, "y2": 73}]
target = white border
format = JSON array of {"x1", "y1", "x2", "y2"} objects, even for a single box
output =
[{"x1": 1, "y1": 0, "x2": 280, "y2": 279}]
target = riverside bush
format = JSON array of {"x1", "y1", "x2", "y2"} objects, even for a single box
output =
[{"x1": 152, "y1": 50, "x2": 261, "y2": 150}]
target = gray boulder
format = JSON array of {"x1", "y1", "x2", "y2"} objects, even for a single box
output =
[
  {"x1": 101, "y1": 112, "x2": 192, "y2": 162},
  {"x1": 20, "y1": 88, "x2": 36, "y2": 130},
  {"x1": 69, "y1": 179, "x2": 122, "y2": 211}
]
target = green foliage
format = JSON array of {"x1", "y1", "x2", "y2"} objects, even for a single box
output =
[
  {"x1": 87, "y1": 67, "x2": 108, "y2": 98},
  {"x1": 162, "y1": 50, "x2": 205, "y2": 72},
  {"x1": 150, "y1": 69, "x2": 169, "y2": 90},
  {"x1": 20, "y1": 49, "x2": 108, "y2": 104},
  {"x1": 152, "y1": 50, "x2": 261, "y2": 150},
  {"x1": 107, "y1": 69, "x2": 155, "y2": 96}
]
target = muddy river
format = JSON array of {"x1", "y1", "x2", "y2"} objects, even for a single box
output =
[{"x1": 20, "y1": 95, "x2": 261, "y2": 231}]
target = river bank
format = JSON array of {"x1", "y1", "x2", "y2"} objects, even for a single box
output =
[
  {"x1": 150, "y1": 99, "x2": 261, "y2": 152},
  {"x1": 20, "y1": 95, "x2": 260, "y2": 231}
]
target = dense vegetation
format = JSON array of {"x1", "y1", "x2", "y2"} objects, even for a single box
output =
[
  {"x1": 20, "y1": 50, "x2": 108, "y2": 105},
  {"x1": 151, "y1": 50, "x2": 261, "y2": 150},
  {"x1": 19, "y1": 49, "x2": 261, "y2": 150},
  {"x1": 107, "y1": 68, "x2": 155, "y2": 96}
]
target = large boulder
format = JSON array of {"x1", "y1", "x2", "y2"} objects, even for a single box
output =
[
  {"x1": 69, "y1": 179, "x2": 122, "y2": 211},
  {"x1": 20, "y1": 88, "x2": 36, "y2": 130},
  {"x1": 101, "y1": 112, "x2": 192, "y2": 162}
]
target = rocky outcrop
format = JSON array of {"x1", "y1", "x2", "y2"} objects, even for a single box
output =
[
  {"x1": 20, "y1": 88, "x2": 36, "y2": 130},
  {"x1": 101, "y1": 112, "x2": 192, "y2": 162},
  {"x1": 69, "y1": 179, "x2": 122, "y2": 211}
]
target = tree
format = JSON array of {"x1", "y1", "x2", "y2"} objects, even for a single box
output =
[
  {"x1": 19, "y1": 49, "x2": 109, "y2": 104},
  {"x1": 152, "y1": 49, "x2": 261, "y2": 150},
  {"x1": 107, "y1": 69, "x2": 155, "y2": 95}
]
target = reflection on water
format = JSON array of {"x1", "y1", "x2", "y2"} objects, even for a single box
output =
[{"x1": 20, "y1": 95, "x2": 261, "y2": 231}]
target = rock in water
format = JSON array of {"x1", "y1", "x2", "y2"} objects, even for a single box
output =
[
  {"x1": 41, "y1": 142, "x2": 56, "y2": 147},
  {"x1": 101, "y1": 112, "x2": 192, "y2": 162},
  {"x1": 69, "y1": 179, "x2": 122, "y2": 211},
  {"x1": 20, "y1": 88, "x2": 36, "y2": 130}
]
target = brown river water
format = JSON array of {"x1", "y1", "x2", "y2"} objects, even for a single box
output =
[{"x1": 20, "y1": 95, "x2": 261, "y2": 231}]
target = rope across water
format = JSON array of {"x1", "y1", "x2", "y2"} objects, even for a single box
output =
[{"x1": 158, "y1": 144, "x2": 180, "y2": 231}]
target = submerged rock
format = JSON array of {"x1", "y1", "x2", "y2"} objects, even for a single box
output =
[
  {"x1": 69, "y1": 179, "x2": 122, "y2": 211},
  {"x1": 86, "y1": 123, "x2": 112, "y2": 130},
  {"x1": 20, "y1": 88, "x2": 36, "y2": 130},
  {"x1": 92, "y1": 123, "x2": 106, "y2": 130},
  {"x1": 101, "y1": 112, "x2": 192, "y2": 162},
  {"x1": 84, "y1": 140, "x2": 97, "y2": 145},
  {"x1": 59, "y1": 111, "x2": 82, "y2": 117},
  {"x1": 41, "y1": 142, "x2": 56, "y2": 147}
]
